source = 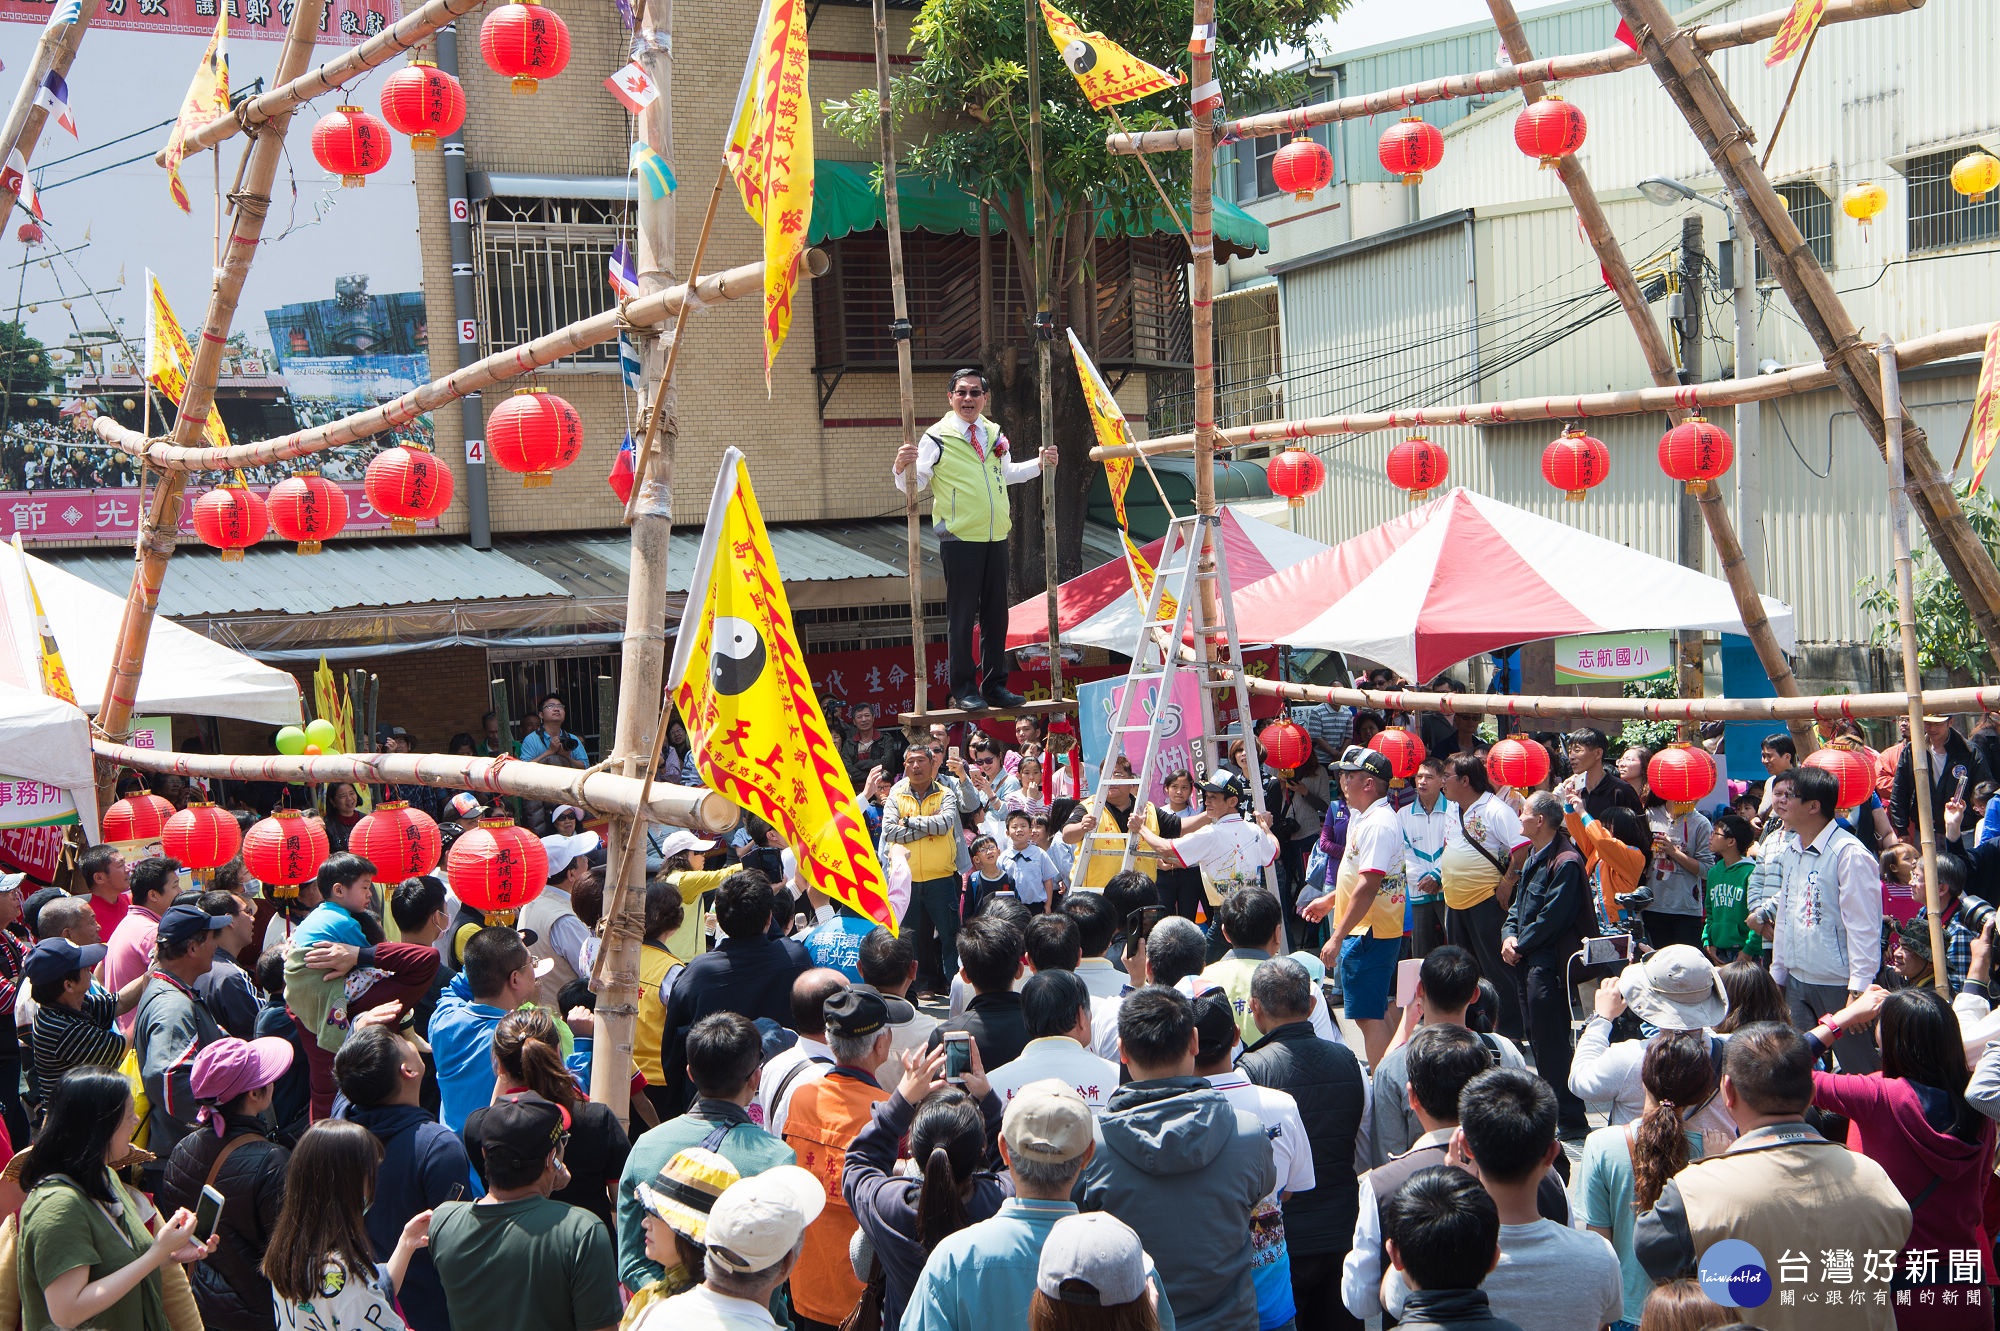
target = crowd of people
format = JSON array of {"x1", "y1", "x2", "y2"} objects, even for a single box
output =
[{"x1": 9, "y1": 692, "x2": 2000, "y2": 1331}]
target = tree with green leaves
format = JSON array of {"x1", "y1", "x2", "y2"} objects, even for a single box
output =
[
  {"x1": 824, "y1": 0, "x2": 1338, "y2": 592},
  {"x1": 1859, "y1": 481, "x2": 2000, "y2": 685}
]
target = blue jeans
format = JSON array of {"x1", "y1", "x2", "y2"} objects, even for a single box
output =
[{"x1": 906, "y1": 874, "x2": 963, "y2": 991}]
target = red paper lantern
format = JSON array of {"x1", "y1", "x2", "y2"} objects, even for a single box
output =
[
  {"x1": 447, "y1": 816, "x2": 549, "y2": 922},
  {"x1": 1806, "y1": 745, "x2": 1874, "y2": 811},
  {"x1": 1378, "y1": 117, "x2": 1444, "y2": 186},
  {"x1": 480, "y1": 0, "x2": 571, "y2": 95},
  {"x1": 268, "y1": 472, "x2": 350, "y2": 554},
  {"x1": 1386, "y1": 435, "x2": 1449, "y2": 501},
  {"x1": 311, "y1": 105, "x2": 392, "y2": 187},
  {"x1": 162, "y1": 802, "x2": 243, "y2": 871},
  {"x1": 1514, "y1": 94, "x2": 1587, "y2": 168},
  {"x1": 1266, "y1": 448, "x2": 1325, "y2": 509},
  {"x1": 1487, "y1": 736, "x2": 1551, "y2": 792},
  {"x1": 1657, "y1": 416, "x2": 1735, "y2": 495},
  {"x1": 1260, "y1": 719, "x2": 1312, "y2": 772},
  {"x1": 350, "y1": 800, "x2": 443, "y2": 879},
  {"x1": 16, "y1": 222, "x2": 41, "y2": 245},
  {"x1": 243, "y1": 809, "x2": 330, "y2": 897},
  {"x1": 102, "y1": 793, "x2": 176, "y2": 843},
  {"x1": 379, "y1": 59, "x2": 466, "y2": 151},
  {"x1": 487, "y1": 387, "x2": 583, "y2": 487},
  {"x1": 1648, "y1": 744, "x2": 1718, "y2": 811},
  {"x1": 364, "y1": 444, "x2": 454, "y2": 534},
  {"x1": 1369, "y1": 727, "x2": 1425, "y2": 782},
  {"x1": 1271, "y1": 136, "x2": 1334, "y2": 202},
  {"x1": 192, "y1": 484, "x2": 267, "y2": 561},
  {"x1": 1541, "y1": 426, "x2": 1610, "y2": 501}
]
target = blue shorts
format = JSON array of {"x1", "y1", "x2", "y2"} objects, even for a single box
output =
[{"x1": 1339, "y1": 934, "x2": 1403, "y2": 1021}]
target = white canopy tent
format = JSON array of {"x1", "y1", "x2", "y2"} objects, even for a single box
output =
[
  {"x1": 0, "y1": 680, "x2": 99, "y2": 844},
  {"x1": 0, "y1": 542, "x2": 303, "y2": 728}
]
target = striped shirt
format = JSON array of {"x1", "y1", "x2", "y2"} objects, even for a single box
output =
[
  {"x1": 1296, "y1": 704, "x2": 1354, "y2": 765},
  {"x1": 32, "y1": 987, "x2": 123, "y2": 1101}
]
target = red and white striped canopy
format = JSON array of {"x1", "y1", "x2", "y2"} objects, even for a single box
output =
[
  {"x1": 1229, "y1": 487, "x2": 1797, "y2": 681},
  {"x1": 1005, "y1": 506, "x2": 1329, "y2": 652}
]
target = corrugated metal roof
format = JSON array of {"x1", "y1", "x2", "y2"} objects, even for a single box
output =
[
  {"x1": 54, "y1": 539, "x2": 573, "y2": 617},
  {"x1": 500, "y1": 523, "x2": 907, "y2": 597}
]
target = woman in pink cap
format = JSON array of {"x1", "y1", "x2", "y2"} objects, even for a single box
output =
[{"x1": 157, "y1": 1036, "x2": 296, "y2": 1331}]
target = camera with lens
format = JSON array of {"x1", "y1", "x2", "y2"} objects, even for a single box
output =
[{"x1": 1957, "y1": 893, "x2": 1995, "y2": 934}]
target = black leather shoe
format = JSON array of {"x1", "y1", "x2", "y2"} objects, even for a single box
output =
[
  {"x1": 983, "y1": 685, "x2": 1028, "y2": 709},
  {"x1": 950, "y1": 691, "x2": 989, "y2": 711}
]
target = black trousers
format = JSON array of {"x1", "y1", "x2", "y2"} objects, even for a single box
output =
[
  {"x1": 1444, "y1": 895, "x2": 1523, "y2": 1040},
  {"x1": 940, "y1": 537, "x2": 1010, "y2": 696},
  {"x1": 1643, "y1": 910, "x2": 1704, "y2": 951},
  {"x1": 1290, "y1": 1250, "x2": 1362, "y2": 1331},
  {"x1": 1519, "y1": 955, "x2": 1588, "y2": 1131},
  {"x1": 1409, "y1": 899, "x2": 1449, "y2": 958}
]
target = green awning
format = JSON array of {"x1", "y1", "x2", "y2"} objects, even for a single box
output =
[{"x1": 808, "y1": 159, "x2": 1269, "y2": 256}]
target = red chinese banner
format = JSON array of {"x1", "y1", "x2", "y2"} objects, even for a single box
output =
[
  {"x1": 0, "y1": 0, "x2": 399, "y2": 45},
  {"x1": 0, "y1": 480, "x2": 432, "y2": 542}
]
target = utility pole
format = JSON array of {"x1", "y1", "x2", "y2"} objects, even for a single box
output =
[
  {"x1": 590, "y1": 0, "x2": 677, "y2": 1121},
  {"x1": 1676, "y1": 213, "x2": 1705, "y2": 704}
]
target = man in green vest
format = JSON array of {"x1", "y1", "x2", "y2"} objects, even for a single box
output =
[{"x1": 894, "y1": 367, "x2": 1058, "y2": 712}]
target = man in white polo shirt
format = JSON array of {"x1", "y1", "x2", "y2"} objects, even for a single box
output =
[
  {"x1": 986, "y1": 970, "x2": 1120, "y2": 1113},
  {"x1": 1136, "y1": 768, "x2": 1278, "y2": 900},
  {"x1": 1302, "y1": 745, "x2": 1409, "y2": 1068}
]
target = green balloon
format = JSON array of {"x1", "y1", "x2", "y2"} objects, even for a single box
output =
[
  {"x1": 304, "y1": 718, "x2": 338, "y2": 751},
  {"x1": 275, "y1": 726, "x2": 307, "y2": 756}
]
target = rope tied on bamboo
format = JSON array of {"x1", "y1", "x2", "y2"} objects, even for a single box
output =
[
  {"x1": 233, "y1": 101, "x2": 264, "y2": 140},
  {"x1": 141, "y1": 529, "x2": 177, "y2": 555},
  {"x1": 228, "y1": 189, "x2": 271, "y2": 221},
  {"x1": 562, "y1": 756, "x2": 619, "y2": 810}
]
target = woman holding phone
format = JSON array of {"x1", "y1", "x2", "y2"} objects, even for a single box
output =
[{"x1": 18, "y1": 1068, "x2": 219, "y2": 1331}]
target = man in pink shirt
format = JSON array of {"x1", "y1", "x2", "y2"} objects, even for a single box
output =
[
  {"x1": 105, "y1": 856, "x2": 181, "y2": 1036},
  {"x1": 78, "y1": 845, "x2": 132, "y2": 942}
]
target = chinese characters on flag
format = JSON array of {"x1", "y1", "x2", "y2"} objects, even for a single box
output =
[
  {"x1": 1764, "y1": 0, "x2": 1826, "y2": 65},
  {"x1": 724, "y1": 0, "x2": 814, "y2": 391}
]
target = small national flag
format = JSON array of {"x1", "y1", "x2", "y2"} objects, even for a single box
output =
[
  {"x1": 629, "y1": 141, "x2": 675, "y2": 199},
  {"x1": 1187, "y1": 21, "x2": 1215, "y2": 54},
  {"x1": 2, "y1": 151, "x2": 43, "y2": 221},
  {"x1": 34, "y1": 72, "x2": 74, "y2": 138},
  {"x1": 605, "y1": 62, "x2": 659, "y2": 114},
  {"x1": 608, "y1": 432, "x2": 637, "y2": 503},
  {"x1": 1039, "y1": 0, "x2": 1182, "y2": 112},
  {"x1": 45, "y1": 0, "x2": 79, "y2": 27},
  {"x1": 618, "y1": 331, "x2": 643, "y2": 390},
  {"x1": 1190, "y1": 79, "x2": 1223, "y2": 115},
  {"x1": 608, "y1": 241, "x2": 640, "y2": 301},
  {"x1": 1614, "y1": 18, "x2": 1639, "y2": 50},
  {"x1": 612, "y1": 0, "x2": 633, "y2": 29},
  {"x1": 1967, "y1": 326, "x2": 2000, "y2": 493}
]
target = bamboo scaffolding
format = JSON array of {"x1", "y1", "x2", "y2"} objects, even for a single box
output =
[
  {"x1": 1094, "y1": 323, "x2": 1992, "y2": 460},
  {"x1": 151, "y1": 0, "x2": 490, "y2": 166},
  {"x1": 1189, "y1": 0, "x2": 1223, "y2": 704},
  {"x1": 89, "y1": 253, "x2": 824, "y2": 472},
  {"x1": 94, "y1": 0, "x2": 327, "y2": 775},
  {"x1": 95, "y1": 742, "x2": 737, "y2": 831},
  {"x1": 1611, "y1": 0, "x2": 2000, "y2": 676},
  {"x1": 1103, "y1": 0, "x2": 1924, "y2": 156},
  {"x1": 0, "y1": 0, "x2": 100, "y2": 220},
  {"x1": 1879, "y1": 342, "x2": 1950, "y2": 998},
  {"x1": 1025, "y1": 0, "x2": 1065, "y2": 709},
  {"x1": 1238, "y1": 676, "x2": 2000, "y2": 726}
]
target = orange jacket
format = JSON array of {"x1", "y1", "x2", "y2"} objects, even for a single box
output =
[
  {"x1": 1566, "y1": 810, "x2": 1648, "y2": 924},
  {"x1": 781, "y1": 1067, "x2": 889, "y2": 1323}
]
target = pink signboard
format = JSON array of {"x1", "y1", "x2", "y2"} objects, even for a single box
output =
[
  {"x1": 0, "y1": 481, "x2": 433, "y2": 543},
  {"x1": 0, "y1": 0, "x2": 399, "y2": 44}
]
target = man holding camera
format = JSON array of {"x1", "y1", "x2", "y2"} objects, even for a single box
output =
[{"x1": 893, "y1": 368, "x2": 1058, "y2": 713}]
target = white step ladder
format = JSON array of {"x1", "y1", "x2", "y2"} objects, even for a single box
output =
[{"x1": 1068, "y1": 512, "x2": 1278, "y2": 897}]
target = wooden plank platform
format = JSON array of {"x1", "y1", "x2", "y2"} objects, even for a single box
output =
[{"x1": 898, "y1": 697, "x2": 1078, "y2": 728}]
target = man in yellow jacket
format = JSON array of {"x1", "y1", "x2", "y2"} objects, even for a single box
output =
[
  {"x1": 893, "y1": 367, "x2": 1058, "y2": 712},
  {"x1": 881, "y1": 744, "x2": 965, "y2": 998}
]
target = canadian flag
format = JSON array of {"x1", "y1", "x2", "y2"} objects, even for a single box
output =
[{"x1": 605, "y1": 62, "x2": 659, "y2": 115}]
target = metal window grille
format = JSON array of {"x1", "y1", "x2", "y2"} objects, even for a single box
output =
[
  {"x1": 1906, "y1": 149, "x2": 2000, "y2": 253},
  {"x1": 1147, "y1": 287, "x2": 1281, "y2": 435},
  {"x1": 1760, "y1": 181, "x2": 1834, "y2": 277},
  {"x1": 476, "y1": 197, "x2": 633, "y2": 368},
  {"x1": 496, "y1": 653, "x2": 620, "y2": 759}
]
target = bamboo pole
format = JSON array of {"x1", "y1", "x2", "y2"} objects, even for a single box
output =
[
  {"x1": 94, "y1": 0, "x2": 327, "y2": 783},
  {"x1": 1024, "y1": 0, "x2": 1064, "y2": 708},
  {"x1": 96, "y1": 741, "x2": 737, "y2": 830},
  {"x1": 589, "y1": 0, "x2": 679, "y2": 1123},
  {"x1": 875, "y1": 0, "x2": 926, "y2": 726},
  {"x1": 91, "y1": 253, "x2": 822, "y2": 472},
  {"x1": 153, "y1": 0, "x2": 489, "y2": 166},
  {"x1": 1480, "y1": 0, "x2": 1810, "y2": 753},
  {"x1": 1103, "y1": 0, "x2": 1925, "y2": 155},
  {"x1": 0, "y1": 0, "x2": 100, "y2": 222},
  {"x1": 1236, "y1": 675, "x2": 2000, "y2": 726},
  {"x1": 1611, "y1": 0, "x2": 2000, "y2": 677},
  {"x1": 1880, "y1": 343, "x2": 1951, "y2": 999},
  {"x1": 1189, "y1": 0, "x2": 1222, "y2": 712},
  {"x1": 1096, "y1": 322, "x2": 1992, "y2": 459}
]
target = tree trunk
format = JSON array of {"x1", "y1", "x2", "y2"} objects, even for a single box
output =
[{"x1": 989, "y1": 338, "x2": 1091, "y2": 600}]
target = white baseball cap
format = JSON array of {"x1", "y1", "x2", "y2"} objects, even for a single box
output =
[
  {"x1": 655, "y1": 828, "x2": 718, "y2": 861},
  {"x1": 703, "y1": 1165, "x2": 825, "y2": 1274},
  {"x1": 542, "y1": 830, "x2": 601, "y2": 878}
]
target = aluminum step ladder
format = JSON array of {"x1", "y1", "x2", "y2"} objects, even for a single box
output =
[{"x1": 1067, "y1": 512, "x2": 1278, "y2": 897}]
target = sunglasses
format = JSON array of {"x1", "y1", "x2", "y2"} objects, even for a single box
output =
[{"x1": 950, "y1": 387, "x2": 987, "y2": 397}]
